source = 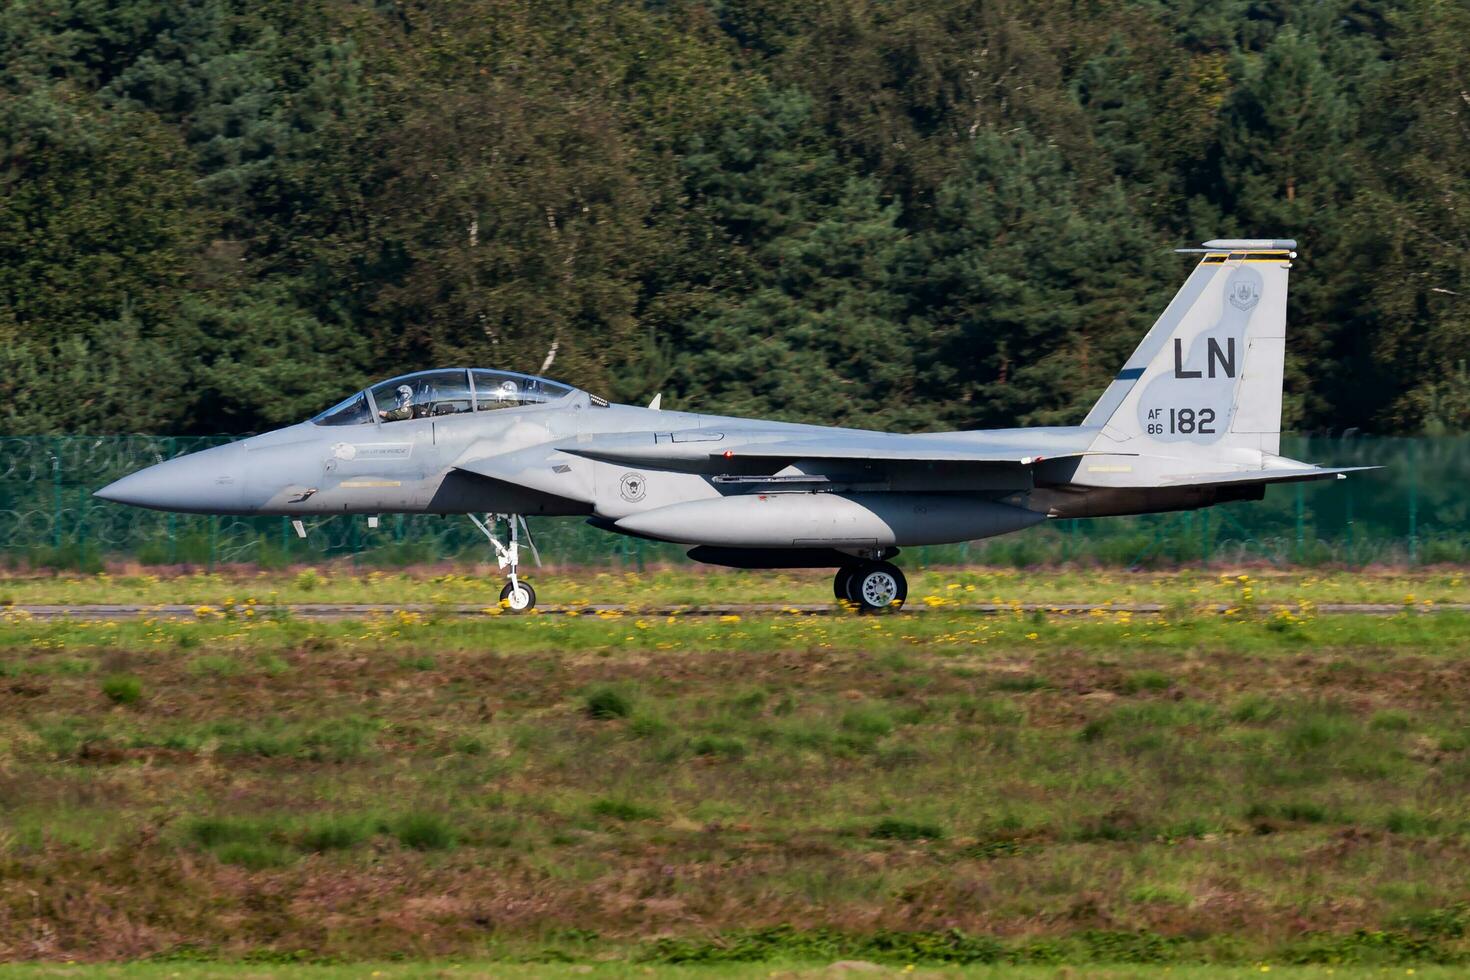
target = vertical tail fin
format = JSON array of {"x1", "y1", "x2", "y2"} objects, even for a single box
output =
[{"x1": 1086, "y1": 239, "x2": 1295, "y2": 460}]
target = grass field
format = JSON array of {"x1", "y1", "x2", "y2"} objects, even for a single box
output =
[
  {"x1": 1, "y1": 564, "x2": 1466, "y2": 608},
  {"x1": 1, "y1": 568, "x2": 1469, "y2": 968},
  {"x1": 0, "y1": 965, "x2": 1455, "y2": 978},
  {"x1": 0, "y1": 964, "x2": 1451, "y2": 978}
]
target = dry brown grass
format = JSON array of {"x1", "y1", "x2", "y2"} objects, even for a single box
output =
[{"x1": 0, "y1": 609, "x2": 1468, "y2": 962}]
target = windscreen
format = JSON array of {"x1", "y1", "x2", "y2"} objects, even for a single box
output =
[{"x1": 312, "y1": 392, "x2": 372, "y2": 426}]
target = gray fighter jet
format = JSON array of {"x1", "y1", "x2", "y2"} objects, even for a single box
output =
[{"x1": 97, "y1": 239, "x2": 1366, "y2": 611}]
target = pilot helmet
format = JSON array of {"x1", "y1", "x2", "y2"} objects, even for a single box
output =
[{"x1": 396, "y1": 384, "x2": 413, "y2": 404}]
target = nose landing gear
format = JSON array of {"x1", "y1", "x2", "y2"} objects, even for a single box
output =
[
  {"x1": 835, "y1": 560, "x2": 908, "y2": 613},
  {"x1": 469, "y1": 513, "x2": 540, "y2": 612},
  {"x1": 499, "y1": 579, "x2": 536, "y2": 612}
]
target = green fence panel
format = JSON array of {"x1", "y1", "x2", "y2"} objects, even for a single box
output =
[{"x1": 0, "y1": 434, "x2": 1461, "y2": 568}]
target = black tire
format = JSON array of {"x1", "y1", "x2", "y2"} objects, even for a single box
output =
[
  {"x1": 847, "y1": 562, "x2": 907, "y2": 613},
  {"x1": 834, "y1": 566, "x2": 857, "y2": 602},
  {"x1": 499, "y1": 580, "x2": 536, "y2": 612}
]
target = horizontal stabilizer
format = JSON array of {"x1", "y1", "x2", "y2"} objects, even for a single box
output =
[{"x1": 1157, "y1": 465, "x2": 1378, "y2": 489}]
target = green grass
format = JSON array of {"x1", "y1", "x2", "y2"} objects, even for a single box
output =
[
  {"x1": 2, "y1": 564, "x2": 1468, "y2": 608},
  {"x1": 0, "y1": 965, "x2": 1460, "y2": 978},
  {"x1": 2, "y1": 584, "x2": 1470, "y2": 964},
  {"x1": 391, "y1": 811, "x2": 458, "y2": 850},
  {"x1": 100, "y1": 674, "x2": 143, "y2": 704},
  {"x1": 584, "y1": 685, "x2": 634, "y2": 719},
  {"x1": 869, "y1": 818, "x2": 945, "y2": 840}
]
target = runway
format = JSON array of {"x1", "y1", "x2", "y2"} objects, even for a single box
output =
[{"x1": 5, "y1": 601, "x2": 1465, "y2": 620}]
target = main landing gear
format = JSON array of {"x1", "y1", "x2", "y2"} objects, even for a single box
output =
[
  {"x1": 469, "y1": 513, "x2": 540, "y2": 612},
  {"x1": 834, "y1": 560, "x2": 908, "y2": 613}
]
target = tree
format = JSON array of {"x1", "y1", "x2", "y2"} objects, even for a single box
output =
[
  {"x1": 911, "y1": 129, "x2": 1176, "y2": 429},
  {"x1": 1356, "y1": 0, "x2": 1470, "y2": 432},
  {"x1": 671, "y1": 89, "x2": 926, "y2": 429}
]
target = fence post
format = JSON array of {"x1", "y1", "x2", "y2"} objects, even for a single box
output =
[
  {"x1": 1201, "y1": 509, "x2": 1211, "y2": 567},
  {"x1": 76, "y1": 485, "x2": 86, "y2": 568},
  {"x1": 1294, "y1": 483, "x2": 1305, "y2": 563},
  {"x1": 51, "y1": 437, "x2": 63, "y2": 551},
  {"x1": 1408, "y1": 439, "x2": 1419, "y2": 566}
]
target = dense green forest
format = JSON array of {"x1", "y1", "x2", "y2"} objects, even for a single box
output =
[{"x1": 1, "y1": 0, "x2": 1466, "y2": 436}]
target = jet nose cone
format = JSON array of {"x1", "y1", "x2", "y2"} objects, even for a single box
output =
[{"x1": 94, "y1": 442, "x2": 248, "y2": 513}]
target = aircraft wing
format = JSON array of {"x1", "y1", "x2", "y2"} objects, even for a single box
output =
[{"x1": 556, "y1": 429, "x2": 1099, "y2": 472}]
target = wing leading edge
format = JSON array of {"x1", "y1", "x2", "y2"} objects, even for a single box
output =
[{"x1": 555, "y1": 429, "x2": 1104, "y2": 472}]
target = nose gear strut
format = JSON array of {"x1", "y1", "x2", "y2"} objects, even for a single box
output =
[{"x1": 468, "y1": 513, "x2": 540, "y2": 612}]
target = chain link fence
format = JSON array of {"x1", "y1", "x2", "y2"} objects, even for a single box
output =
[{"x1": 0, "y1": 435, "x2": 1458, "y2": 569}]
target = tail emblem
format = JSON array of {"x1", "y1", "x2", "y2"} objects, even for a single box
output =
[{"x1": 1228, "y1": 280, "x2": 1261, "y2": 311}]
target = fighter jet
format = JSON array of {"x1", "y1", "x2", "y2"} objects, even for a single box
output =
[{"x1": 97, "y1": 240, "x2": 1367, "y2": 612}]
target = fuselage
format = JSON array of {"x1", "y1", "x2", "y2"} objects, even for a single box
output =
[{"x1": 95, "y1": 385, "x2": 1092, "y2": 525}]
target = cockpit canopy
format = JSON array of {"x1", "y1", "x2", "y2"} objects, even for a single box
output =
[{"x1": 313, "y1": 369, "x2": 575, "y2": 426}]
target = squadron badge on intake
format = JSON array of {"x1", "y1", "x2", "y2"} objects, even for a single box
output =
[{"x1": 619, "y1": 472, "x2": 647, "y2": 503}]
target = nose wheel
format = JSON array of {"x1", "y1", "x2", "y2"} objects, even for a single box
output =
[
  {"x1": 835, "y1": 561, "x2": 907, "y2": 613},
  {"x1": 499, "y1": 580, "x2": 536, "y2": 612},
  {"x1": 469, "y1": 513, "x2": 540, "y2": 613}
]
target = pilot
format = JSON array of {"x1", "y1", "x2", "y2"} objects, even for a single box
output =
[{"x1": 379, "y1": 384, "x2": 414, "y2": 422}]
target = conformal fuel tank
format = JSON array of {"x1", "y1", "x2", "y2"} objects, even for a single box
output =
[{"x1": 613, "y1": 493, "x2": 1044, "y2": 548}]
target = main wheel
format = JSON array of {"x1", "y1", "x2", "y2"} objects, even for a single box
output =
[
  {"x1": 499, "y1": 580, "x2": 536, "y2": 612},
  {"x1": 834, "y1": 566, "x2": 858, "y2": 603},
  {"x1": 846, "y1": 562, "x2": 907, "y2": 613}
]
